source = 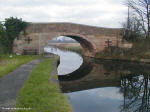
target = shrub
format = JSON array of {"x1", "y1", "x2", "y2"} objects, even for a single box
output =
[
  {"x1": 0, "y1": 17, "x2": 28, "y2": 54},
  {"x1": 96, "y1": 39, "x2": 150, "y2": 60}
]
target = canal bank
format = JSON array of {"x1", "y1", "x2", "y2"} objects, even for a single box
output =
[
  {"x1": 47, "y1": 43, "x2": 150, "y2": 64},
  {"x1": 0, "y1": 55, "x2": 72, "y2": 112}
]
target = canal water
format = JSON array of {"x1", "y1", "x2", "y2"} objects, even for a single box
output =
[{"x1": 45, "y1": 46, "x2": 150, "y2": 112}]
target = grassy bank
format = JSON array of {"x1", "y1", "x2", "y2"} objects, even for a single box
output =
[
  {"x1": 61, "y1": 46, "x2": 83, "y2": 54},
  {"x1": 95, "y1": 39, "x2": 150, "y2": 61},
  {"x1": 49, "y1": 43, "x2": 83, "y2": 54},
  {"x1": 16, "y1": 58, "x2": 72, "y2": 112},
  {"x1": 0, "y1": 55, "x2": 40, "y2": 78}
]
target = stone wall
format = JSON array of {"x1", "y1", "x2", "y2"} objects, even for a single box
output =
[{"x1": 13, "y1": 22, "x2": 132, "y2": 57}]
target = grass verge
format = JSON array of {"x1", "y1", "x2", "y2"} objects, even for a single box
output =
[
  {"x1": 95, "y1": 39, "x2": 150, "y2": 61},
  {"x1": 16, "y1": 58, "x2": 72, "y2": 112},
  {"x1": 0, "y1": 55, "x2": 40, "y2": 78},
  {"x1": 62, "y1": 46, "x2": 83, "y2": 54}
]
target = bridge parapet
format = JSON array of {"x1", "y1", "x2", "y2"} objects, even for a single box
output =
[{"x1": 13, "y1": 22, "x2": 131, "y2": 57}]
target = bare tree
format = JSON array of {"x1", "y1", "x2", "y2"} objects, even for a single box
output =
[
  {"x1": 127, "y1": 0, "x2": 150, "y2": 38},
  {"x1": 122, "y1": 8, "x2": 143, "y2": 41},
  {"x1": 120, "y1": 74, "x2": 150, "y2": 112}
]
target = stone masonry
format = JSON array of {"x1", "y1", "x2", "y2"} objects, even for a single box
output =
[{"x1": 13, "y1": 22, "x2": 132, "y2": 57}]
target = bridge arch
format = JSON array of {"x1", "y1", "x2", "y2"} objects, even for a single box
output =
[
  {"x1": 43, "y1": 33, "x2": 96, "y2": 56},
  {"x1": 13, "y1": 23, "x2": 125, "y2": 57}
]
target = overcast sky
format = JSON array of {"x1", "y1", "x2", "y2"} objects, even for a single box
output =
[{"x1": 0, "y1": 0, "x2": 127, "y2": 28}]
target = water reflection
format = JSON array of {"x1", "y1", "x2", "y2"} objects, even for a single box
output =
[
  {"x1": 45, "y1": 46, "x2": 150, "y2": 112},
  {"x1": 120, "y1": 75, "x2": 150, "y2": 112},
  {"x1": 58, "y1": 57, "x2": 93, "y2": 82},
  {"x1": 95, "y1": 60, "x2": 150, "y2": 112},
  {"x1": 44, "y1": 46, "x2": 83, "y2": 75},
  {"x1": 59, "y1": 58, "x2": 121, "y2": 93},
  {"x1": 59, "y1": 58, "x2": 150, "y2": 112},
  {"x1": 66, "y1": 87, "x2": 123, "y2": 112}
]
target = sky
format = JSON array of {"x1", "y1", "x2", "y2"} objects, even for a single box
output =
[{"x1": 0, "y1": 0, "x2": 128, "y2": 28}]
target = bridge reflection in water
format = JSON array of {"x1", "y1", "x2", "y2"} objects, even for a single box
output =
[{"x1": 58, "y1": 58, "x2": 150, "y2": 112}]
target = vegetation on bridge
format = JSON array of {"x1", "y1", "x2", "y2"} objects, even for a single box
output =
[
  {"x1": 96, "y1": 0, "x2": 150, "y2": 61},
  {"x1": 96, "y1": 39, "x2": 150, "y2": 61},
  {"x1": 0, "y1": 17, "x2": 28, "y2": 54}
]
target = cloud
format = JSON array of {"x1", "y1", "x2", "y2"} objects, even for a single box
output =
[{"x1": 0, "y1": 0, "x2": 128, "y2": 28}]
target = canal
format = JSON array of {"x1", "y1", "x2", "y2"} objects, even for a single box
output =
[{"x1": 45, "y1": 46, "x2": 150, "y2": 112}]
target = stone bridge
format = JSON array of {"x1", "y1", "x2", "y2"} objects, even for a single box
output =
[{"x1": 13, "y1": 22, "x2": 131, "y2": 57}]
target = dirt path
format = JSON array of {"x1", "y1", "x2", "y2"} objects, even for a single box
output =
[{"x1": 0, "y1": 59, "x2": 43, "y2": 112}]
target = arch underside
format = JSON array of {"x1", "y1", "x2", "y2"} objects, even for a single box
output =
[
  {"x1": 45, "y1": 34, "x2": 96, "y2": 56},
  {"x1": 64, "y1": 35, "x2": 94, "y2": 53}
]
